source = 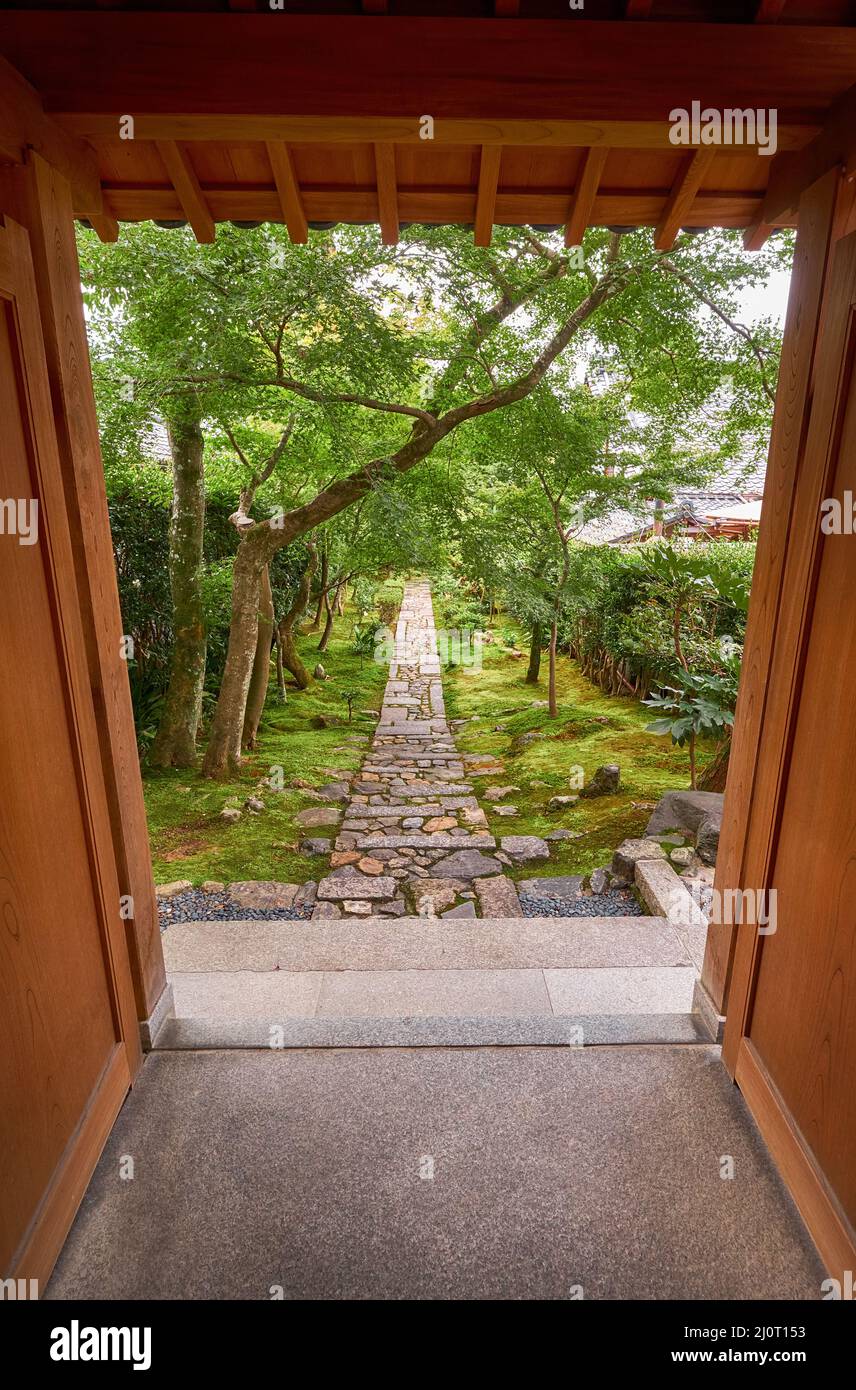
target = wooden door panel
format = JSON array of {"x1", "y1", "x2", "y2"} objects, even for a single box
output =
[
  {"x1": 0, "y1": 216, "x2": 138, "y2": 1285},
  {"x1": 724, "y1": 222, "x2": 856, "y2": 1279},
  {"x1": 748, "y1": 296, "x2": 856, "y2": 1223}
]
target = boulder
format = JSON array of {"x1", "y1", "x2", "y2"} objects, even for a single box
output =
[
  {"x1": 580, "y1": 764, "x2": 620, "y2": 798},
  {"x1": 500, "y1": 835, "x2": 551, "y2": 865},
  {"x1": 696, "y1": 815, "x2": 721, "y2": 866},
  {"x1": 611, "y1": 837, "x2": 666, "y2": 881},
  {"x1": 645, "y1": 790, "x2": 724, "y2": 839},
  {"x1": 589, "y1": 867, "x2": 610, "y2": 895}
]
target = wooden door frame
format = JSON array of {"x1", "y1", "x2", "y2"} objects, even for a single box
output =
[
  {"x1": 0, "y1": 212, "x2": 142, "y2": 1284},
  {"x1": 0, "y1": 153, "x2": 167, "y2": 1030}
]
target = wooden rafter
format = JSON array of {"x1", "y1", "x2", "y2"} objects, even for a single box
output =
[
  {"x1": 654, "y1": 147, "x2": 716, "y2": 251},
  {"x1": 154, "y1": 140, "x2": 214, "y2": 242},
  {"x1": 266, "y1": 140, "x2": 307, "y2": 244},
  {"x1": 474, "y1": 145, "x2": 502, "y2": 247},
  {"x1": 374, "y1": 142, "x2": 399, "y2": 246},
  {"x1": 564, "y1": 146, "x2": 608, "y2": 248},
  {"x1": 87, "y1": 201, "x2": 119, "y2": 243},
  {"x1": 626, "y1": 0, "x2": 654, "y2": 15},
  {"x1": 743, "y1": 216, "x2": 774, "y2": 251},
  {"x1": 763, "y1": 82, "x2": 856, "y2": 223}
]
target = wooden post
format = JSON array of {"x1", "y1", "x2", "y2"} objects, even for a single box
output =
[{"x1": 0, "y1": 151, "x2": 166, "y2": 1027}]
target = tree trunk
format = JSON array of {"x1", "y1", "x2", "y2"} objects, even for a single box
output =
[
  {"x1": 241, "y1": 564, "x2": 275, "y2": 750},
  {"x1": 307, "y1": 543, "x2": 328, "y2": 631},
  {"x1": 275, "y1": 634, "x2": 287, "y2": 704},
  {"x1": 149, "y1": 407, "x2": 207, "y2": 769},
  {"x1": 688, "y1": 730, "x2": 697, "y2": 790},
  {"x1": 526, "y1": 622, "x2": 543, "y2": 684},
  {"x1": 335, "y1": 580, "x2": 346, "y2": 616},
  {"x1": 698, "y1": 736, "x2": 730, "y2": 792},
  {"x1": 317, "y1": 590, "x2": 335, "y2": 652},
  {"x1": 201, "y1": 538, "x2": 267, "y2": 777},
  {"x1": 277, "y1": 546, "x2": 318, "y2": 690},
  {"x1": 548, "y1": 617, "x2": 558, "y2": 718}
]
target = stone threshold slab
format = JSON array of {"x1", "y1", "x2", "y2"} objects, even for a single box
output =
[
  {"x1": 162, "y1": 916, "x2": 691, "y2": 973},
  {"x1": 154, "y1": 1012, "x2": 711, "y2": 1050},
  {"x1": 167, "y1": 963, "x2": 698, "y2": 1022}
]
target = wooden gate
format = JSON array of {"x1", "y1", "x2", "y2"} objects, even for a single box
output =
[
  {"x1": 0, "y1": 214, "x2": 140, "y2": 1289},
  {"x1": 721, "y1": 205, "x2": 856, "y2": 1285}
]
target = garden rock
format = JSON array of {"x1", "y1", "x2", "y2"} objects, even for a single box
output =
[
  {"x1": 313, "y1": 664, "x2": 328, "y2": 680},
  {"x1": 220, "y1": 808, "x2": 241, "y2": 824},
  {"x1": 500, "y1": 835, "x2": 550, "y2": 865},
  {"x1": 696, "y1": 814, "x2": 721, "y2": 866},
  {"x1": 589, "y1": 867, "x2": 610, "y2": 894},
  {"x1": 442, "y1": 901, "x2": 477, "y2": 918},
  {"x1": 300, "y1": 837, "x2": 331, "y2": 856},
  {"x1": 244, "y1": 796, "x2": 265, "y2": 813},
  {"x1": 548, "y1": 794, "x2": 579, "y2": 811},
  {"x1": 669, "y1": 846, "x2": 696, "y2": 868},
  {"x1": 545, "y1": 829, "x2": 582, "y2": 841},
  {"x1": 611, "y1": 837, "x2": 666, "y2": 881},
  {"x1": 519, "y1": 875, "x2": 583, "y2": 905},
  {"x1": 317, "y1": 875, "x2": 396, "y2": 901},
  {"x1": 317, "y1": 781, "x2": 350, "y2": 802},
  {"x1": 156, "y1": 880, "x2": 193, "y2": 900},
  {"x1": 407, "y1": 878, "x2": 465, "y2": 915},
  {"x1": 645, "y1": 789, "x2": 724, "y2": 838},
  {"x1": 484, "y1": 785, "x2": 519, "y2": 801},
  {"x1": 580, "y1": 764, "x2": 620, "y2": 798}
]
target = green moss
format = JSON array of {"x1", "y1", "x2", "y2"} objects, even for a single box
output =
[
  {"x1": 443, "y1": 622, "x2": 715, "y2": 879},
  {"x1": 143, "y1": 613, "x2": 387, "y2": 885}
]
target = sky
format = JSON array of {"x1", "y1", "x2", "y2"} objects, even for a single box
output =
[{"x1": 738, "y1": 266, "x2": 792, "y2": 328}]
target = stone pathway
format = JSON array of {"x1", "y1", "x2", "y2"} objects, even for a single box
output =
[{"x1": 313, "y1": 580, "x2": 541, "y2": 920}]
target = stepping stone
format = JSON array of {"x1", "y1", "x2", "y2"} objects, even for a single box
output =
[
  {"x1": 518, "y1": 875, "x2": 584, "y2": 905},
  {"x1": 316, "y1": 781, "x2": 351, "y2": 802},
  {"x1": 330, "y1": 850, "x2": 361, "y2": 867},
  {"x1": 430, "y1": 849, "x2": 504, "y2": 880},
  {"x1": 474, "y1": 875, "x2": 522, "y2": 917},
  {"x1": 460, "y1": 806, "x2": 488, "y2": 827},
  {"x1": 312, "y1": 902, "x2": 342, "y2": 919},
  {"x1": 422, "y1": 816, "x2": 457, "y2": 833},
  {"x1": 500, "y1": 835, "x2": 551, "y2": 864},
  {"x1": 356, "y1": 833, "x2": 496, "y2": 850},
  {"x1": 357, "y1": 857, "x2": 386, "y2": 876},
  {"x1": 228, "y1": 881, "x2": 298, "y2": 910},
  {"x1": 407, "y1": 877, "x2": 466, "y2": 916},
  {"x1": 317, "y1": 875, "x2": 397, "y2": 901},
  {"x1": 295, "y1": 807, "x2": 341, "y2": 827}
]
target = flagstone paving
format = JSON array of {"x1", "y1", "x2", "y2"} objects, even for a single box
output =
[{"x1": 314, "y1": 579, "x2": 527, "y2": 920}]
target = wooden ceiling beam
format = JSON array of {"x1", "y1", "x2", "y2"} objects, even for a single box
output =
[
  {"x1": 654, "y1": 146, "x2": 716, "y2": 250},
  {"x1": 374, "y1": 141, "x2": 399, "y2": 245},
  {"x1": 5, "y1": 15, "x2": 854, "y2": 129},
  {"x1": 0, "y1": 55, "x2": 102, "y2": 215},
  {"x1": 564, "y1": 146, "x2": 608, "y2": 248},
  {"x1": 53, "y1": 113, "x2": 816, "y2": 153},
  {"x1": 755, "y1": 0, "x2": 787, "y2": 20},
  {"x1": 265, "y1": 140, "x2": 307, "y2": 243},
  {"x1": 494, "y1": 1, "x2": 521, "y2": 14},
  {"x1": 99, "y1": 184, "x2": 781, "y2": 232},
  {"x1": 474, "y1": 144, "x2": 502, "y2": 247},
  {"x1": 87, "y1": 195, "x2": 119, "y2": 242},
  {"x1": 626, "y1": 0, "x2": 654, "y2": 15},
  {"x1": 762, "y1": 82, "x2": 856, "y2": 223},
  {"x1": 154, "y1": 139, "x2": 215, "y2": 242}
]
